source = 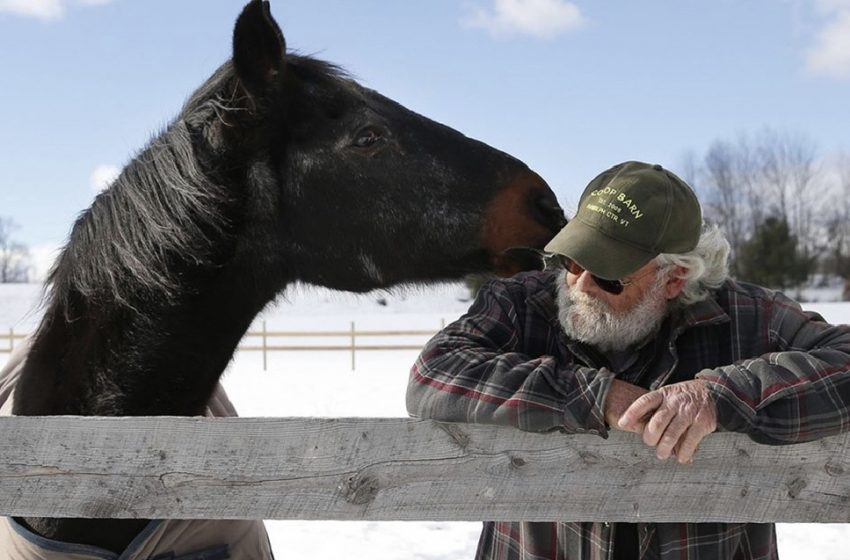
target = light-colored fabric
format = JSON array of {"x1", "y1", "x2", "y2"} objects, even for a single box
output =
[
  {"x1": 0, "y1": 339, "x2": 273, "y2": 560},
  {"x1": 0, "y1": 516, "x2": 268, "y2": 560},
  {"x1": 0, "y1": 341, "x2": 26, "y2": 417}
]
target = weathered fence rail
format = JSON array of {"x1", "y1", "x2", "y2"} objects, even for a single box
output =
[{"x1": 1, "y1": 415, "x2": 849, "y2": 522}]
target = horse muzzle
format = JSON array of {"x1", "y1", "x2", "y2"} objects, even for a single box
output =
[{"x1": 480, "y1": 170, "x2": 567, "y2": 276}]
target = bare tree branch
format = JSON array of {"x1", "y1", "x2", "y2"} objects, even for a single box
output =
[{"x1": 0, "y1": 217, "x2": 31, "y2": 283}]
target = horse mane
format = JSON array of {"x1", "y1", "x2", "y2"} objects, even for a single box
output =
[
  {"x1": 47, "y1": 67, "x2": 239, "y2": 316},
  {"x1": 44, "y1": 55, "x2": 354, "y2": 320}
]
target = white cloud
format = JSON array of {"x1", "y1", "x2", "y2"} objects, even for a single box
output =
[
  {"x1": 814, "y1": 0, "x2": 850, "y2": 11},
  {"x1": 806, "y1": 0, "x2": 850, "y2": 78},
  {"x1": 0, "y1": 0, "x2": 63, "y2": 20},
  {"x1": 90, "y1": 164, "x2": 120, "y2": 193},
  {"x1": 0, "y1": 0, "x2": 113, "y2": 21},
  {"x1": 462, "y1": 0, "x2": 586, "y2": 39}
]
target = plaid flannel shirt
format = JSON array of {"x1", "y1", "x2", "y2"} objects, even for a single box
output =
[{"x1": 407, "y1": 270, "x2": 850, "y2": 560}]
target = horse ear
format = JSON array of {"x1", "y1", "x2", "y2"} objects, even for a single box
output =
[{"x1": 233, "y1": 0, "x2": 286, "y2": 95}]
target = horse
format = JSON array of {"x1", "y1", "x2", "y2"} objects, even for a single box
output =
[{"x1": 7, "y1": 0, "x2": 565, "y2": 554}]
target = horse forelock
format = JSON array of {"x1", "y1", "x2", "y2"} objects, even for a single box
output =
[
  {"x1": 284, "y1": 54, "x2": 353, "y2": 89},
  {"x1": 181, "y1": 55, "x2": 354, "y2": 122},
  {"x1": 181, "y1": 61, "x2": 246, "y2": 134}
]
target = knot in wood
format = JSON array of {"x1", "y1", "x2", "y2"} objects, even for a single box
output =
[
  {"x1": 340, "y1": 473, "x2": 380, "y2": 505},
  {"x1": 824, "y1": 462, "x2": 845, "y2": 477},
  {"x1": 578, "y1": 450, "x2": 600, "y2": 465},
  {"x1": 785, "y1": 477, "x2": 808, "y2": 499}
]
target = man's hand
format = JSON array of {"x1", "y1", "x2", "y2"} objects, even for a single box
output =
[
  {"x1": 618, "y1": 380, "x2": 717, "y2": 464},
  {"x1": 604, "y1": 379, "x2": 648, "y2": 430}
]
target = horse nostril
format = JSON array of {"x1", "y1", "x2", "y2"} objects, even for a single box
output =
[{"x1": 532, "y1": 191, "x2": 568, "y2": 231}]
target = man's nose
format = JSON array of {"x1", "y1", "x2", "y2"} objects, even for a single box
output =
[{"x1": 574, "y1": 270, "x2": 601, "y2": 295}]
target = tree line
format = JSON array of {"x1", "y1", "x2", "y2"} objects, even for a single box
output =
[
  {"x1": 681, "y1": 128, "x2": 850, "y2": 298},
  {"x1": 0, "y1": 216, "x2": 31, "y2": 283}
]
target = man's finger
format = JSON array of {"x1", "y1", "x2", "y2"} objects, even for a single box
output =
[
  {"x1": 618, "y1": 391, "x2": 662, "y2": 431},
  {"x1": 655, "y1": 414, "x2": 691, "y2": 460},
  {"x1": 643, "y1": 405, "x2": 675, "y2": 448},
  {"x1": 674, "y1": 424, "x2": 709, "y2": 464}
]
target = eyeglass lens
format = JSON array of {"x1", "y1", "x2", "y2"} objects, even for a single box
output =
[{"x1": 556, "y1": 255, "x2": 626, "y2": 295}]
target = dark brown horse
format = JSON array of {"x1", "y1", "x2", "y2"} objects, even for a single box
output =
[{"x1": 12, "y1": 0, "x2": 565, "y2": 552}]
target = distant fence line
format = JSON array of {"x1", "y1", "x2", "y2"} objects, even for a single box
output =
[
  {"x1": 0, "y1": 320, "x2": 447, "y2": 370},
  {"x1": 0, "y1": 329, "x2": 27, "y2": 354}
]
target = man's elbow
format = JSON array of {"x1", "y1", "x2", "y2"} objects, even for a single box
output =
[
  {"x1": 406, "y1": 376, "x2": 461, "y2": 422},
  {"x1": 405, "y1": 381, "x2": 425, "y2": 418},
  {"x1": 405, "y1": 369, "x2": 436, "y2": 419}
]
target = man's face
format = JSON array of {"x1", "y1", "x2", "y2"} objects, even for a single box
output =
[
  {"x1": 556, "y1": 259, "x2": 683, "y2": 352},
  {"x1": 566, "y1": 259, "x2": 663, "y2": 313}
]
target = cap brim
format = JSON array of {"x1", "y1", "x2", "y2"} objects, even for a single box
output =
[{"x1": 543, "y1": 218, "x2": 657, "y2": 280}]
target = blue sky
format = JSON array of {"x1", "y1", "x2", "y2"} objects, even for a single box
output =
[{"x1": 1, "y1": 0, "x2": 849, "y2": 275}]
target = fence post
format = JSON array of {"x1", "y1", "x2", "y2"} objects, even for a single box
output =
[
  {"x1": 350, "y1": 321, "x2": 356, "y2": 371},
  {"x1": 262, "y1": 320, "x2": 267, "y2": 372}
]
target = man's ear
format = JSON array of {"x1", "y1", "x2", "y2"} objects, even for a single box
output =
[{"x1": 665, "y1": 265, "x2": 688, "y2": 300}]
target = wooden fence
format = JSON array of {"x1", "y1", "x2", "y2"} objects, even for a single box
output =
[
  {"x1": 0, "y1": 328, "x2": 26, "y2": 354},
  {"x1": 0, "y1": 320, "x2": 447, "y2": 370},
  {"x1": 1, "y1": 415, "x2": 850, "y2": 522}
]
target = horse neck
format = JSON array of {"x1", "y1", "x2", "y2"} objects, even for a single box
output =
[
  {"x1": 12, "y1": 263, "x2": 278, "y2": 554},
  {"x1": 18, "y1": 265, "x2": 276, "y2": 417}
]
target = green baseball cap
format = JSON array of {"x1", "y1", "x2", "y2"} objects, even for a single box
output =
[{"x1": 544, "y1": 161, "x2": 702, "y2": 280}]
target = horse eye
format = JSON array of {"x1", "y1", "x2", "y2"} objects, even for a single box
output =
[{"x1": 353, "y1": 126, "x2": 383, "y2": 148}]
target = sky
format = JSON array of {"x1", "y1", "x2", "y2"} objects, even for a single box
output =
[{"x1": 1, "y1": 0, "x2": 849, "y2": 278}]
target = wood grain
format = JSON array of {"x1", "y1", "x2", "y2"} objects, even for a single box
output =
[{"x1": 0, "y1": 416, "x2": 848, "y2": 522}]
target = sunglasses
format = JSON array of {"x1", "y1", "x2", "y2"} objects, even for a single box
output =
[{"x1": 553, "y1": 254, "x2": 656, "y2": 295}]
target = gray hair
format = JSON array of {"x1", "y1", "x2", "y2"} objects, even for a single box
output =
[{"x1": 655, "y1": 224, "x2": 731, "y2": 306}]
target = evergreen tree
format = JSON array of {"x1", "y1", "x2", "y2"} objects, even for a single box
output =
[{"x1": 737, "y1": 216, "x2": 811, "y2": 290}]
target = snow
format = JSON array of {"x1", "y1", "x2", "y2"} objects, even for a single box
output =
[{"x1": 2, "y1": 282, "x2": 850, "y2": 559}]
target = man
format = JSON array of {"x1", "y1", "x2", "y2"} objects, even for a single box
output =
[{"x1": 407, "y1": 160, "x2": 850, "y2": 560}]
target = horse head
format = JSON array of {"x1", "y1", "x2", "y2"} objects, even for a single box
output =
[{"x1": 200, "y1": 0, "x2": 565, "y2": 293}]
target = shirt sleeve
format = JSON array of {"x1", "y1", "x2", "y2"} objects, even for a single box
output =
[
  {"x1": 696, "y1": 291, "x2": 850, "y2": 445},
  {"x1": 406, "y1": 280, "x2": 614, "y2": 436}
]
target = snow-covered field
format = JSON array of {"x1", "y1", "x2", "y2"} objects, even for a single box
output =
[{"x1": 2, "y1": 282, "x2": 849, "y2": 559}]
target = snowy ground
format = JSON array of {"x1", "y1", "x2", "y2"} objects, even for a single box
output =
[{"x1": 2, "y1": 282, "x2": 849, "y2": 559}]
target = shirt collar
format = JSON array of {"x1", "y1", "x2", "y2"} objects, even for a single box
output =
[
  {"x1": 527, "y1": 271, "x2": 562, "y2": 328},
  {"x1": 671, "y1": 292, "x2": 730, "y2": 333}
]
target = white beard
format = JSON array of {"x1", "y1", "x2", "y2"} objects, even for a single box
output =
[{"x1": 556, "y1": 270, "x2": 670, "y2": 352}]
